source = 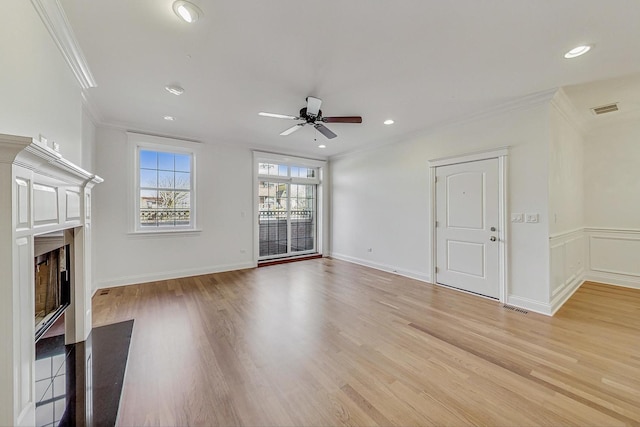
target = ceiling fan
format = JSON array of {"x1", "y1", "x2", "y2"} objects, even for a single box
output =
[{"x1": 259, "y1": 96, "x2": 362, "y2": 139}]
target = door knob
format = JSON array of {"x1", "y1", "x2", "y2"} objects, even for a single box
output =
[{"x1": 490, "y1": 236, "x2": 497, "y2": 242}]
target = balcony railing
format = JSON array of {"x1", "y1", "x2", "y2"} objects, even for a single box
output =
[
  {"x1": 259, "y1": 210, "x2": 315, "y2": 256},
  {"x1": 259, "y1": 210, "x2": 312, "y2": 220},
  {"x1": 140, "y1": 209, "x2": 190, "y2": 226}
]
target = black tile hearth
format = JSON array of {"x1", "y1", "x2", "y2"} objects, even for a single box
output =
[{"x1": 35, "y1": 320, "x2": 134, "y2": 427}]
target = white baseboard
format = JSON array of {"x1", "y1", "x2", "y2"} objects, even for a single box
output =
[
  {"x1": 550, "y1": 274, "x2": 585, "y2": 315},
  {"x1": 584, "y1": 272, "x2": 640, "y2": 290},
  {"x1": 95, "y1": 261, "x2": 256, "y2": 289},
  {"x1": 506, "y1": 295, "x2": 553, "y2": 316},
  {"x1": 329, "y1": 252, "x2": 431, "y2": 283}
]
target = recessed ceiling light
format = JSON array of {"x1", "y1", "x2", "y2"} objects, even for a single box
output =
[
  {"x1": 564, "y1": 45, "x2": 592, "y2": 59},
  {"x1": 172, "y1": 1, "x2": 202, "y2": 23},
  {"x1": 318, "y1": 144, "x2": 326, "y2": 149},
  {"x1": 384, "y1": 119, "x2": 395, "y2": 125},
  {"x1": 164, "y1": 116, "x2": 175, "y2": 121},
  {"x1": 165, "y1": 85, "x2": 184, "y2": 96}
]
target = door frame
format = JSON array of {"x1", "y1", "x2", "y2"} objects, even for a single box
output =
[
  {"x1": 428, "y1": 147, "x2": 509, "y2": 303},
  {"x1": 256, "y1": 180, "x2": 319, "y2": 261},
  {"x1": 252, "y1": 151, "x2": 328, "y2": 266}
]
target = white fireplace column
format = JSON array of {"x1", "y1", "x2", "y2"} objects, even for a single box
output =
[{"x1": 0, "y1": 134, "x2": 102, "y2": 427}]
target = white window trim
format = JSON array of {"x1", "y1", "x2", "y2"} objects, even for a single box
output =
[
  {"x1": 252, "y1": 151, "x2": 328, "y2": 264},
  {"x1": 127, "y1": 132, "x2": 201, "y2": 235}
]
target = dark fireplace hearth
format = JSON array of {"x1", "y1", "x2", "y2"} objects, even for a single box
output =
[{"x1": 35, "y1": 318, "x2": 134, "y2": 427}]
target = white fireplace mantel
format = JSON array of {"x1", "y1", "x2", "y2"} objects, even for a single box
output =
[{"x1": 0, "y1": 133, "x2": 102, "y2": 427}]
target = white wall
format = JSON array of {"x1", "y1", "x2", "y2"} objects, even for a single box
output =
[
  {"x1": 331, "y1": 101, "x2": 553, "y2": 311},
  {"x1": 93, "y1": 127, "x2": 255, "y2": 289},
  {"x1": 330, "y1": 140, "x2": 431, "y2": 281},
  {"x1": 585, "y1": 120, "x2": 640, "y2": 229},
  {"x1": 81, "y1": 107, "x2": 97, "y2": 172},
  {"x1": 584, "y1": 119, "x2": 640, "y2": 289},
  {"x1": 548, "y1": 93, "x2": 586, "y2": 311},
  {"x1": 0, "y1": 1, "x2": 85, "y2": 168},
  {"x1": 549, "y1": 98, "x2": 585, "y2": 236}
]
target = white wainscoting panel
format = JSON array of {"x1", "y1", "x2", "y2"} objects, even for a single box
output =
[
  {"x1": 585, "y1": 228, "x2": 640, "y2": 289},
  {"x1": 549, "y1": 229, "x2": 585, "y2": 314},
  {"x1": 32, "y1": 183, "x2": 58, "y2": 224},
  {"x1": 15, "y1": 179, "x2": 29, "y2": 229},
  {"x1": 65, "y1": 190, "x2": 81, "y2": 221}
]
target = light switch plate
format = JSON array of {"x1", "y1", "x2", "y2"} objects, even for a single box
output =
[
  {"x1": 511, "y1": 213, "x2": 524, "y2": 223},
  {"x1": 525, "y1": 213, "x2": 539, "y2": 223}
]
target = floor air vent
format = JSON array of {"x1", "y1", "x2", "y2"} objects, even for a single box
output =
[
  {"x1": 99, "y1": 289, "x2": 110, "y2": 296},
  {"x1": 503, "y1": 305, "x2": 528, "y2": 314},
  {"x1": 591, "y1": 103, "x2": 619, "y2": 115}
]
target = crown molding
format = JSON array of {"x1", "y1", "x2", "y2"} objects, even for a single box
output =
[
  {"x1": 31, "y1": 0, "x2": 97, "y2": 89},
  {"x1": 550, "y1": 87, "x2": 588, "y2": 135},
  {"x1": 330, "y1": 88, "x2": 558, "y2": 161},
  {"x1": 446, "y1": 87, "x2": 559, "y2": 128},
  {"x1": 551, "y1": 88, "x2": 640, "y2": 133}
]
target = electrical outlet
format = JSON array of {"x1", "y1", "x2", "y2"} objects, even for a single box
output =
[
  {"x1": 511, "y1": 213, "x2": 524, "y2": 223},
  {"x1": 525, "y1": 213, "x2": 539, "y2": 223},
  {"x1": 367, "y1": 248, "x2": 373, "y2": 253}
]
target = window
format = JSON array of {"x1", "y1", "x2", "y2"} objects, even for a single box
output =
[{"x1": 137, "y1": 148, "x2": 193, "y2": 229}]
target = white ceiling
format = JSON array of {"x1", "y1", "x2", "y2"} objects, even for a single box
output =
[{"x1": 60, "y1": 0, "x2": 640, "y2": 158}]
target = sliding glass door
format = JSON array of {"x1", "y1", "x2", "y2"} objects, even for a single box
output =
[{"x1": 258, "y1": 163, "x2": 318, "y2": 260}]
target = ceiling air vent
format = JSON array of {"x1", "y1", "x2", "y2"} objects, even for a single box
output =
[{"x1": 591, "y1": 103, "x2": 619, "y2": 115}]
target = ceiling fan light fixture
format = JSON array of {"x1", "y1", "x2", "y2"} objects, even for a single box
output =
[
  {"x1": 384, "y1": 119, "x2": 395, "y2": 125},
  {"x1": 564, "y1": 44, "x2": 592, "y2": 59},
  {"x1": 165, "y1": 85, "x2": 184, "y2": 96},
  {"x1": 164, "y1": 115, "x2": 175, "y2": 121},
  {"x1": 172, "y1": 1, "x2": 202, "y2": 23},
  {"x1": 318, "y1": 144, "x2": 326, "y2": 149}
]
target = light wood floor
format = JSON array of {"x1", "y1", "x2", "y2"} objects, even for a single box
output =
[{"x1": 92, "y1": 258, "x2": 640, "y2": 426}]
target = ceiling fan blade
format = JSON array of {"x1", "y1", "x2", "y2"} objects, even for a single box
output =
[
  {"x1": 322, "y1": 116, "x2": 362, "y2": 123},
  {"x1": 280, "y1": 123, "x2": 305, "y2": 136},
  {"x1": 306, "y1": 96, "x2": 322, "y2": 117},
  {"x1": 259, "y1": 112, "x2": 299, "y2": 120},
  {"x1": 314, "y1": 123, "x2": 337, "y2": 139}
]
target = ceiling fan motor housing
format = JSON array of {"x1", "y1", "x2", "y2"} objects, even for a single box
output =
[
  {"x1": 300, "y1": 107, "x2": 323, "y2": 123},
  {"x1": 300, "y1": 107, "x2": 322, "y2": 123}
]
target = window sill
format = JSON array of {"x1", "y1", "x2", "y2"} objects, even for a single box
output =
[{"x1": 127, "y1": 228, "x2": 202, "y2": 237}]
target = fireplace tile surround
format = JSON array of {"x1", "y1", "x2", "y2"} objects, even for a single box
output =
[{"x1": 0, "y1": 134, "x2": 102, "y2": 427}]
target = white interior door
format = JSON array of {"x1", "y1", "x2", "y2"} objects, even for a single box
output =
[{"x1": 435, "y1": 158, "x2": 500, "y2": 299}]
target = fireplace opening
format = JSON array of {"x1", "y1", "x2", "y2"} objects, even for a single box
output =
[{"x1": 34, "y1": 230, "x2": 71, "y2": 341}]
